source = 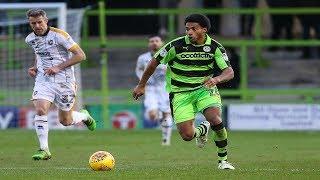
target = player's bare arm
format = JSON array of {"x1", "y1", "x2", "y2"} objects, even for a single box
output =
[
  {"x1": 135, "y1": 58, "x2": 145, "y2": 80},
  {"x1": 28, "y1": 56, "x2": 37, "y2": 78},
  {"x1": 204, "y1": 67, "x2": 234, "y2": 88},
  {"x1": 132, "y1": 58, "x2": 159, "y2": 100},
  {"x1": 44, "y1": 45, "x2": 86, "y2": 75}
]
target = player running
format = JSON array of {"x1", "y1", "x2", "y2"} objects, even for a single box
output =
[
  {"x1": 133, "y1": 14, "x2": 235, "y2": 169},
  {"x1": 135, "y1": 35, "x2": 173, "y2": 146},
  {"x1": 25, "y1": 9, "x2": 96, "y2": 160}
]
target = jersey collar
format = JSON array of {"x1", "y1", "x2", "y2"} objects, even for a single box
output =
[
  {"x1": 185, "y1": 34, "x2": 212, "y2": 46},
  {"x1": 34, "y1": 26, "x2": 50, "y2": 37}
]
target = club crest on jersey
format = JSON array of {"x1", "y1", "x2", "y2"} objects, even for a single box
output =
[
  {"x1": 203, "y1": 46, "x2": 211, "y2": 52},
  {"x1": 48, "y1": 40, "x2": 53, "y2": 45},
  {"x1": 159, "y1": 49, "x2": 167, "y2": 57},
  {"x1": 222, "y1": 53, "x2": 229, "y2": 61}
]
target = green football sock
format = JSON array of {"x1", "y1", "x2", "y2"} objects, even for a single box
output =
[{"x1": 212, "y1": 123, "x2": 228, "y2": 161}]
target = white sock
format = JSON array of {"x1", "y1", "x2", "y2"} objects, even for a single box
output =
[
  {"x1": 34, "y1": 115, "x2": 49, "y2": 151},
  {"x1": 161, "y1": 116, "x2": 173, "y2": 144},
  {"x1": 72, "y1": 111, "x2": 88, "y2": 125}
]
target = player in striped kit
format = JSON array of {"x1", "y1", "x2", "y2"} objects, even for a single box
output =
[{"x1": 133, "y1": 14, "x2": 235, "y2": 169}]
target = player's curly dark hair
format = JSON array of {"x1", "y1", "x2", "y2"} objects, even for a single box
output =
[{"x1": 184, "y1": 14, "x2": 211, "y2": 31}]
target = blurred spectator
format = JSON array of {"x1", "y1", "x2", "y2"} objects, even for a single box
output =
[
  {"x1": 239, "y1": 0, "x2": 257, "y2": 37},
  {"x1": 158, "y1": 0, "x2": 179, "y2": 38},
  {"x1": 203, "y1": 0, "x2": 222, "y2": 34},
  {"x1": 217, "y1": 48, "x2": 240, "y2": 88},
  {"x1": 296, "y1": 0, "x2": 320, "y2": 59},
  {"x1": 267, "y1": 0, "x2": 294, "y2": 51},
  {"x1": 0, "y1": 10, "x2": 7, "y2": 37},
  {"x1": 217, "y1": 47, "x2": 240, "y2": 99}
]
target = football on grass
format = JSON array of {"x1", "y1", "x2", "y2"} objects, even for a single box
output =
[{"x1": 89, "y1": 151, "x2": 115, "y2": 171}]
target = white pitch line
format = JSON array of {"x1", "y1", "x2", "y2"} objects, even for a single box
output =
[
  {"x1": 0, "y1": 167, "x2": 88, "y2": 170},
  {"x1": 1, "y1": 167, "x2": 320, "y2": 172},
  {"x1": 238, "y1": 168, "x2": 320, "y2": 172}
]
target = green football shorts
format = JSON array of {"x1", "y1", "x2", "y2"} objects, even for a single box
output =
[{"x1": 169, "y1": 87, "x2": 222, "y2": 124}]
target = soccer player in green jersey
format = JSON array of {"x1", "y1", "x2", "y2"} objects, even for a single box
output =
[{"x1": 133, "y1": 14, "x2": 235, "y2": 170}]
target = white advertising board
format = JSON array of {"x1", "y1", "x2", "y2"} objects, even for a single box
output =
[{"x1": 228, "y1": 104, "x2": 320, "y2": 130}]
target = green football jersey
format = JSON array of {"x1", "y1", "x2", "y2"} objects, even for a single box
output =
[{"x1": 154, "y1": 34, "x2": 231, "y2": 93}]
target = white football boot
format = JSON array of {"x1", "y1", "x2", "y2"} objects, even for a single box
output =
[
  {"x1": 218, "y1": 160, "x2": 235, "y2": 170},
  {"x1": 161, "y1": 139, "x2": 171, "y2": 146}
]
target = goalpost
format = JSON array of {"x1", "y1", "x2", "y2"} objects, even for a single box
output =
[
  {"x1": 0, "y1": 3, "x2": 84, "y2": 109},
  {"x1": 0, "y1": 3, "x2": 67, "y2": 30}
]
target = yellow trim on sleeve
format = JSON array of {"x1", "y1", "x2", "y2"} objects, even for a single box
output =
[
  {"x1": 50, "y1": 27, "x2": 69, "y2": 39},
  {"x1": 68, "y1": 44, "x2": 79, "y2": 51}
]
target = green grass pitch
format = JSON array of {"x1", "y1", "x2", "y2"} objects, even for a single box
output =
[{"x1": 0, "y1": 130, "x2": 319, "y2": 179}]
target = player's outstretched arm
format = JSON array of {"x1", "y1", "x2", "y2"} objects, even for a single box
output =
[
  {"x1": 204, "y1": 67, "x2": 234, "y2": 88},
  {"x1": 44, "y1": 45, "x2": 86, "y2": 75},
  {"x1": 132, "y1": 58, "x2": 159, "y2": 100}
]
